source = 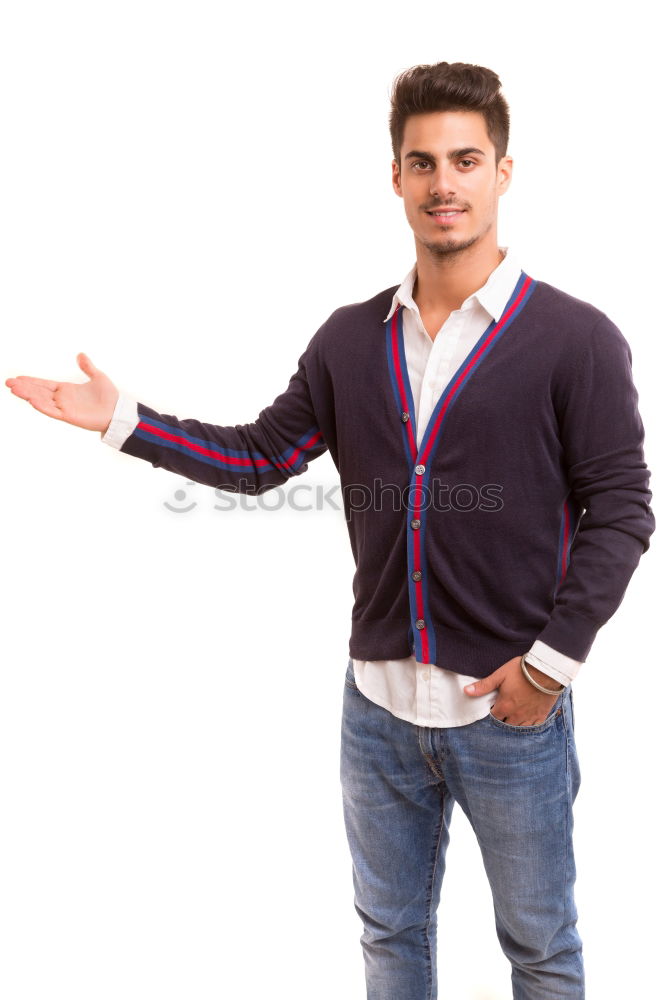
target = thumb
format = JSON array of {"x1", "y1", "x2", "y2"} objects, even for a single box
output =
[
  {"x1": 77, "y1": 352, "x2": 99, "y2": 380},
  {"x1": 464, "y1": 668, "x2": 502, "y2": 696}
]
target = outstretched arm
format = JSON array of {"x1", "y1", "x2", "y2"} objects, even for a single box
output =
[{"x1": 6, "y1": 338, "x2": 329, "y2": 494}]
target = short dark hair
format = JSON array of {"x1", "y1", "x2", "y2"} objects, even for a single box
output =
[{"x1": 389, "y1": 61, "x2": 510, "y2": 167}]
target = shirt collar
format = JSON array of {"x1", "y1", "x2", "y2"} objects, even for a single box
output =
[{"x1": 384, "y1": 246, "x2": 523, "y2": 324}]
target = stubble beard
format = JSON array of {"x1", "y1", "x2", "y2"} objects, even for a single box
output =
[
  {"x1": 420, "y1": 233, "x2": 480, "y2": 261},
  {"x1": 418, "y1": 214, "x2": 495, "y2": 264}
]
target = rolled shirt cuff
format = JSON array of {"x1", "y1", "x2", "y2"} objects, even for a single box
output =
[
  {"x1": 523, "y1": 639, "x2": 582, "y2": 687},
  {"x1": 101, "y1": 392, "x2": 140, "y2": 450}
]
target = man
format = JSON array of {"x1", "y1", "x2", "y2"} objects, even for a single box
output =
[{"x1": 6, "y1": 61, "x2": 655, "y2": 999}]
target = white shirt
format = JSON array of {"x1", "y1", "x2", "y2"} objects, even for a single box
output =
[{"x1": 101, "y1": 246, "x2": 581, "y2": 728}]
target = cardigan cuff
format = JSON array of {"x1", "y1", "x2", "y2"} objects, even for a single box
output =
[{"x1": 534, "y1": 609, "x2": 601, "y2": 663}]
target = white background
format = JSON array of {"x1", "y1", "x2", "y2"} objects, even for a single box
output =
[{"x1": 1, "y1": 1, "x2": 663, "y2": 997}]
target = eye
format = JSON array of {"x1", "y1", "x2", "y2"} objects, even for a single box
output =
[
  {"x1": 458, "y1": 159, "x2": 476, "y2": 168},
  {"x1": 412, "y1": 160, "x2": 432, "y2": 170}
]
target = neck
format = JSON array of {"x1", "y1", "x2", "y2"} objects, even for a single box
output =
[{"x1": 412, "y1": 236, "x2": 505, "y2": 315}]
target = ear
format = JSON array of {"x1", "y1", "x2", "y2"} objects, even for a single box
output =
[
  {"x1": 497, "y1": 154, "x2": 513, "y2": 197},
  {"x1": 392, "y1": 159, "x2": 403, "y2": 198}
]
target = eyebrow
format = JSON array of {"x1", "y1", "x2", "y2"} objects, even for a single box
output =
[{"x1": 404, "y1": 147, "x2": 487, "y2": 161}]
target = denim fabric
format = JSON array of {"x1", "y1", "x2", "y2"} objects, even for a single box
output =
[{"x1": 340, "y1": 657, "x2": 583, "y2": 999}]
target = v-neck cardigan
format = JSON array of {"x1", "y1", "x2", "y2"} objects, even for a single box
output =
[{"x1": 117, "y1": 272, "x2": 655, "y2": 679}]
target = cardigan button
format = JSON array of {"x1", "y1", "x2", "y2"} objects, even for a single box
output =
[
  {"x1": 415, "y1": 619, "x2": 426, "y2": 630},
  {"x1": 401, "y1": 411, "x2": 410, "y2": 422},
  {"x1": 410, "y1": 518, "x2": 421, "y2": 530},
  {"x1": 415, "y1": 464, "x2": 425, "y2": 475},
  {"x1": 412, "y1": 570, "x2": 422, "y2": 581}
]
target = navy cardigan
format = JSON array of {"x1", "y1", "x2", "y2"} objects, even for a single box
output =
[{"x1": 118, "y1": 272, "x2": 656, "y2": 678}]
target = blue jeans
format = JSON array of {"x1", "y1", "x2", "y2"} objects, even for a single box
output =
[{"x1": 339, "y1": 657, "x2": 583, "y2": 999}]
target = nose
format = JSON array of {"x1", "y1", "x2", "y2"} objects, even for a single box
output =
[{"x1": 428, "y1": 164, "x2": 458, "y2": 202}]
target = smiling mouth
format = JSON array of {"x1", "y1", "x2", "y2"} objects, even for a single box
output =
[{"x1": 426, "y1": 209, "x2": 466, "y2": 225}]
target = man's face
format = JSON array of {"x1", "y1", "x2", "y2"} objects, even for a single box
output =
[{"x1": 392, "y1": 110, "x2": 512, "y2": 258}]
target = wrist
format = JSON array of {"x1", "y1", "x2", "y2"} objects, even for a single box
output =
[
  {"x1": 528, "y1": 665, "x2": 558, "y2": 686},
  {"x1": 98, "y1": 391, "x2": 120, "y2": 434},
  {"x1": 522, "y1": 657, "x2": 566, "y2": 692}
]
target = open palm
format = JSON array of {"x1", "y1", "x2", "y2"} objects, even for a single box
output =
[{"x1": 5, "y1": 353, "x2": 119, "y2": 432}]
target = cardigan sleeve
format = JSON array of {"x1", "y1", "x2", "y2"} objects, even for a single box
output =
[
  {"x1": 114, "y1": 336, "x2": 329, "y2": 494},
  {"x1": 536, "y1": 313, "x2": 656, "y2": 661}
]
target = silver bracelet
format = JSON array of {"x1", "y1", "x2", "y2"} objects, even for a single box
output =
[{"x1": 520, "y1": 654, "x2": 566, "y2": 695}]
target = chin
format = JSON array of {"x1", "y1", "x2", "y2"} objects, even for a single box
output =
[{"x1": 421, "y1": 233, "x2": 479, "y2": 257}]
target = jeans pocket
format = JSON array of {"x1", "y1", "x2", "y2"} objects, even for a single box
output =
[{"x1": 488, "y1": 694, "x2": 563, "y2": 733}]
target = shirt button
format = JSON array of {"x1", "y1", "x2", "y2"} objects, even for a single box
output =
[
  {"x1": 415, "y1": 619, "x2": 426, "y2": 630},
  {"x1": 412, "y1": 570, "x2": 422, "y2": 581},
  {"x1": 410, "y1": 519, "x2": 421, "y2": 530},
  {"x1": 401, "y1": 411, "x2": 410, "y2": 422},
  {"x1": 415, "y1": 463, "x2": 425, "y2": 475}
]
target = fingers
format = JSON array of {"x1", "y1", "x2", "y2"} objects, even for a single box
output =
[
  {"x1": 6, "y1": 353, "x2": 99, "y2": 395},
  {"x1": 5, "y1": 377, "x2": 64, "y2": 419},
  {"x1": 490, "y1": 704, "x2": 548, "y2": 725},
  {"x1": 24, "y1": 386, "x2": 63, "y2": 420},
  {"x1": 6, "y1": 376, "x2": 59, "y2": 393}
]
